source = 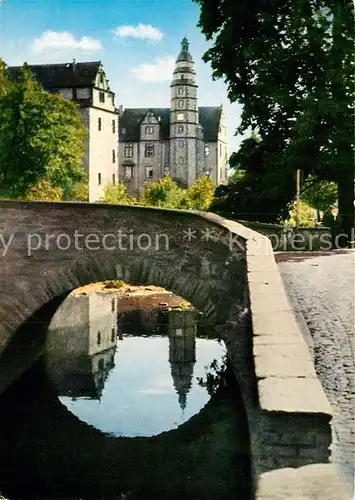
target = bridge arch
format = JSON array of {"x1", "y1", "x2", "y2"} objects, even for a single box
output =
[{"x1": 0, "y1": 200, "x2": 256, "y2": 355}]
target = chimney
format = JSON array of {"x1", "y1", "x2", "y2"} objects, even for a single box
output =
[
  {"x1": 118, "y1": 105, "x2": 123, "y2": 115},
  {"x1": 72, "y1": 58, "x2": 77, "y2": 71}
]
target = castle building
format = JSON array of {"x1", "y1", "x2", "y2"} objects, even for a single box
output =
[
  {"x1": 7, "y1": 61, "x2": 119, "y2": 202},
  {"x1": 119, "y1": 37, "x2": 228, "y2": 195},
  {"x1": 45, "y1": 293, "x2": 118, "y2": 400},
  {"x1": 8, "y1": 37, "x2": 228, "y2": 201}
]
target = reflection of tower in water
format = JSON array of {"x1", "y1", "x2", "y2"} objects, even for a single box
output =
[{"x1": 168, "y1": 310, "x2": 197, "y2": 412}]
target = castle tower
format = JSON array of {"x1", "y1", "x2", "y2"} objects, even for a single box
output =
[
  {"x1": 168, "y1": 310, "x2": 197, "y2": 412},
  {"x1": 169, "y1": 37, "x2": 198, "y2": 188}
]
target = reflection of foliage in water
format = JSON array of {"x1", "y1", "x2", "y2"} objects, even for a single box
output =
[{"x1": 197, "y1": 355, "x2": 228, "y2": 396}]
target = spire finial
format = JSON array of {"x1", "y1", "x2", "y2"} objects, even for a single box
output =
[{"x1": 181, "y1": 36, "x2": 189, "y2": 52}]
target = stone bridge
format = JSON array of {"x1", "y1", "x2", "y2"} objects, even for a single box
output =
[{"x1": 0, "y1": 200, "x2": 347, "y2": 500}]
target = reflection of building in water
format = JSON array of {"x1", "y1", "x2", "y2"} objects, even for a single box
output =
[
  {"x1": 46, "y1": 293, "x2": 118, "y2": 399},
  {"x1": 168, "y1": 310, "x2": 197, "y2": 411},
  {"x1": 117, "y1": 309, "x2": 159, "y2": 336}
]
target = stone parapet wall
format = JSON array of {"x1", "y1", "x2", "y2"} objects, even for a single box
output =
[{"x1": 217, "y1": 215, "x2": 331, "y2": 251}]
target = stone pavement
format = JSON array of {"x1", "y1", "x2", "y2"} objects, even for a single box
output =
[{"x1": 276, "y1": 250, "x2": 355, "y2": 499}]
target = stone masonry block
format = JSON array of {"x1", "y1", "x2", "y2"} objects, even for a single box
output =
[
  {"x1": 258, "y1": 377, "x2": 332, "y2": 414},
  {"x1": 254, "y1": 343, "x2": 317, "y2": 379}
]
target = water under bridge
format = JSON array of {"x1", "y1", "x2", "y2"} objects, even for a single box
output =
[{"x1": 0, "y1": 200, "x2": 349, "y2": 500}]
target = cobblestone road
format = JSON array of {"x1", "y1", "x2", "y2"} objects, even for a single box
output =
[{"x1": 276, "y1": 250, "x2": 354, "y2": 498}]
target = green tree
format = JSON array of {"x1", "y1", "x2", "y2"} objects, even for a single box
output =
[
  {"x1": 211, "y1": 135, "x2": 294, "y2": 222},
  {"x1": 101, "y1": 182, "x2": 135, "y2": 205},
  {"x1": 25, "y1": 179, "x2": 63, "y2": 201},
  {"x1": 0, "y1": 63, "x2": 85, "y2": 198},
  {"x1": 65, "y1": 179, "x2": 89, "y2": 202},
  {"x1": 0, "y1": 59, "x2": 10, "y2": 97},
  {"x1": 301, "y1": 175, "x2": 338, "y2": 221},
  {"x1": 228, "y1": 169, "x2": 246, "y2": 184},
  {"x1": 141, "y1": 174, "x2": 188, "y2": 209},
  {"x1": 282, "y1": 200, "x2": 316, "y2": 227},
  {"x1": 194, "y1": 0, "x2": 354, "y2": 242},
  {"x1": 186, "y1": 175, "x2": 214, "y2": 211}
]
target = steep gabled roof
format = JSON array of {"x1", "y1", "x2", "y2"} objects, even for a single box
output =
[
  {"x1": 7, "y1": 61, "x2": 101, "y2": 90},
  {"x1": 119, "y1": 108, "x2": 171, "y2": 141},
  {"x1": 119, "y1": 106, "x2": 222, "y2": 142},
  {"x1": 199, "y1": 106, "x2": 223, "y2": 141}
]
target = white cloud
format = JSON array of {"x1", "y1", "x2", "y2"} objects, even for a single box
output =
[
  {"x1": 131, "y1": 56, "x2": 175, "y2": 82},
  {"x1": 113, "y1": 24, "x2": 163, "y2": 41},
  {"x1": 32, "y1": 31, "x2": 102, "y2": 54}
]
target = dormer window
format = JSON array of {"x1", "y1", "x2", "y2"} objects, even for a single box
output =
[
  {"x1": 99, "y1": 92, "x2": 105, "y2": 103},
  {"x1": 145, "y1": 126, "x2": 154, "y2": 134},
  {"x1": 100, "y1": 73, "x2": 104, "y2": 84}
]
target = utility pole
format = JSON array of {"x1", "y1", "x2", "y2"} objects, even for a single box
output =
[{"x1": 295, "y1": 169, "x2": 301, "y2": 228}]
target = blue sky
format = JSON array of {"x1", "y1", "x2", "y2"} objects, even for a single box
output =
[{"x1": 0, "y1": 0, "x2": 243, "y2": 152}]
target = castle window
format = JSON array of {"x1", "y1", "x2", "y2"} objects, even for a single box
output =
[
  {"x1": 177, "y1": 125, "x2": 184, "y2": 133},
  {"x1": 124, "y1": 166, "x2": 133, "y2": 178},
  {"x1": 179, "y1": 140, "x2": 184, "y2": 148},
  {"x1": 177, "y1": 113, "x2": 184, "y2": 121},
  {"x1": 179, "y1": 157, "x2": 184, "y2": 165},
  {"x1": 145, "y1": 144, "x2": 154, "y2": 158},
  {"x1": 98, "y1": 117, "x2": 102, "y2": 131},
  {"x1": 112, "y1": 150, "x2": 116, "y2": 163},
  {"x1": 124, "y1": 144, "x2": 133, "y2": 158},
  {"x1": 97, "y1": 331, "x2": 101, "y2": 346},
  {"x1": 99, "y1": 92, "x2": 105, "y2": 103},
  {"x1": 219, "y1": 143, "x2": 222, "y2": 157},
  {"x1": 204, "y1": 145, "x2": 210, "y2": 157},
  {"x1": 112, "y1": 120, "x2": 116, "y2": 133},
  {"x1": 111, "y1": 298, "x2": 115, "y2": 312},
  {"x1": 111, "y1": 328, "x2": 115, "y2": 342},
  {"x1": 178, "y1": 87, "x2": 183, "y2": 95},
  {"x1": 121, "y1": 128, "x2": 126, "y2": 135},
  {"x1": 98, "y1": 173, "x2": 102, "y2": 185},
  {"x1": 145, "y1": 166, "x2": 154, "y2": 178},
  {"x1": 178, "y1": 99, "x2": 184, "y2": 108},
  {"x1": 100, "y1": 73, "x2": 104, "y2": 84},
  {"x1": 112, "y1": 173, "x2": 116, "y2": 185},
  {"x1": 145, "y1": 126, "x2": 154, "y2": 134}
]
